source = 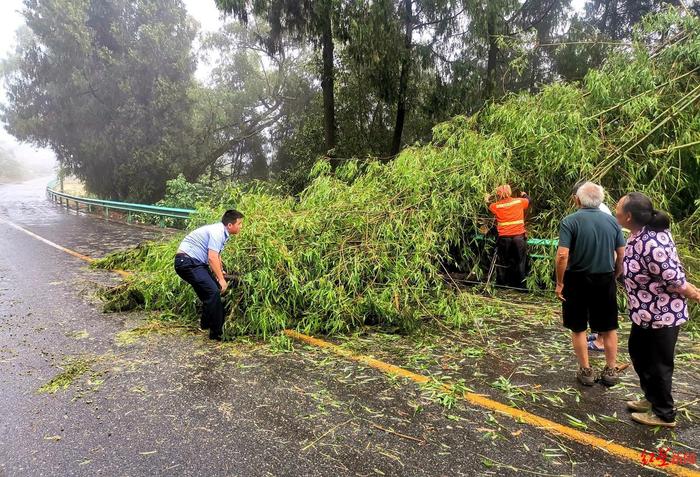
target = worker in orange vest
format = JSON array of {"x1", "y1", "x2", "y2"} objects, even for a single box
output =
[{"x1": 485, "y1": 184, "x2": 530, "y2": 288}]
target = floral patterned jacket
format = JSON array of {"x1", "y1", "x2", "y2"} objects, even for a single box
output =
[{"x1": 622, "y1": 226, "x2": 688, "y2": 328}]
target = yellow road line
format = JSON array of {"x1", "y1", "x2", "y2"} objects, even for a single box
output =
[
  {"x1": 4, "y1": 216, "x2": 695, "y2": 475},
  {"x1": 285, "y1": 329, "x2": 699, "y2": 477},
  {"x1": 0, "y1": 217, "x2": 131, "y2": 278}
]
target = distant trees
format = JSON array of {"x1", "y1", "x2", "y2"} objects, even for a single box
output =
[
  {"x1": 2, "y1": 0, "x2": 688, "y2": 201},
  {"x1": 2, "y1": 0, "x2": 197, "y2": 201},
  {"x1": 0, "y1": 144, "x2": 26, "y2": 182}
]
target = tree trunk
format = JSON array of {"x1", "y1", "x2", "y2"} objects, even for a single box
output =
[
  {"x1": 58, "y1": 160, "x2": 65, "y2": 192},
  {"x1": 390, "y1": 0, "x2": 413, "y2": 158},
  {"x1": 609, "y1": 0, "x2": 619, "y2": 40},
  {"x1": 321, "y1": 9, "x2": 336, "y2": 156},
  {"x1": 485, "y1": 10, "x2": 498, "y2": 99},
  {"x1": 601, "y1": 0, "x2": 620, "y2": 40}
]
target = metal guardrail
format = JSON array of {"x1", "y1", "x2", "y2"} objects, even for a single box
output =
[
  {"x1": 46, "y1": 181, "x2": 195, "y2": 227},
  {"x1": 474, "y1": 234, "x2": 558, "y2": 259}
]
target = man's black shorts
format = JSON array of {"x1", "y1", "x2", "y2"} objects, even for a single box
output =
[{"x1": 562, "y1": 271, "x2": 618, "y2": 333}]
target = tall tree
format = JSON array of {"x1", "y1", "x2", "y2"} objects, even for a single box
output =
[
  {"x1": 214, "y1": 0, "x2": 338, "y2": 156},
  {"x1": 552, "y1": 1, "x2": 681, "y2": 82},
  {"x1": 464, "y1": 0, "x2": 571, "y2": 98},
  {"x1": 187, "y1": 21, "x2": 312, "y2": 182},
  {"x1": 342, "y1": 0, "x2": 470, "y2": 157},
  {"x1": 2, "y1": 0, "x2": 197, "y2": 202},
  {"x1": 583, "y1": 0, "x2": 681, "y2": 40}
]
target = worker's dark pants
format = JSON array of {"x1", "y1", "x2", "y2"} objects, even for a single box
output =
[
  {"x1": 628, "y1": 323, "x2": 680, "y2": 422},
  {"x1": 495, "y1": 234, "x2": 528, "y2": 288},
  {"x1": 174, "y1": 255, "x2": 223, "y2": 339}
]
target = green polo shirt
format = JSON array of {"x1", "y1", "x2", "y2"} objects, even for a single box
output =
[{"x1": 558, "y1": 208, "x2": 625, "y2": 274}]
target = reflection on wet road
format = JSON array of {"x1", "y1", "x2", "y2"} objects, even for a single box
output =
[{"x1": 0, "y1": 177, "x2": 173, "y2": 258}]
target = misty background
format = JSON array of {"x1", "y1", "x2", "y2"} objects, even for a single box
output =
[{"x1": 0, "y1": 0, "x2": 226, "y2": 183}]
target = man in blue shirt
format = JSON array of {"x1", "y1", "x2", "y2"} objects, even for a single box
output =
[{"x1": 174, "y1": 209, "x2": 244, "y2": 340}]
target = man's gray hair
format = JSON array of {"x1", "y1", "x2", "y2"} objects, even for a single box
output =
[{"x1": 576, "y1": 181, "x2": 604, "y2": 208}]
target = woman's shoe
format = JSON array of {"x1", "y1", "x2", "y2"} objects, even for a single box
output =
[
  {"x1": 626, "y1": 399, "x2": 651, "y2": 412},
  {"x1": 631, "y1": 411, "x2": 676, "y2": 428},
  {"x1": 587, "y1": 340, "x2": 604, "y2": 352}
]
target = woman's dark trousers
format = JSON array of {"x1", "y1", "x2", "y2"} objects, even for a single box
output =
[{"x1": 628, "y1": 323, "x2": 680, "y2": 422}]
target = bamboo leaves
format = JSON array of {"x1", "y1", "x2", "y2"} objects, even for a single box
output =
[{"x1": 95, "y1": 9, "x2": 700, "y2": 338}]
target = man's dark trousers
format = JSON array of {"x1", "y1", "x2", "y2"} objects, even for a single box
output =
[
  {"x1": 174, "y1": 255, "x2": 223, "y2": 339},
  {"x1": 495, "y1": 234, "x2": 528, "y2": 288}
]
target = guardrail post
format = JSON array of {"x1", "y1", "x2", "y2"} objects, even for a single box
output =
[
  {"x1": 104, "y1": 207, "x2": 109, "y2": 220},
  {"x1": 127, "y1": 212, "x2": 132, "y2": 224}
]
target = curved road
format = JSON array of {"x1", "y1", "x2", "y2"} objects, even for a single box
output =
[{"x1": 0, "y1": 177, "x2": 170, "y2": 257}]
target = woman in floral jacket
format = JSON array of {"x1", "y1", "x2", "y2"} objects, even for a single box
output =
[{"x1": 615, "y1": 192, "x2": 700, "y2": 428}]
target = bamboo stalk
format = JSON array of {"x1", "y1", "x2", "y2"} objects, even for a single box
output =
[
  {"x1": 650, "y1": 139, "x2": 700, "y2": 155},
  {"x1": 593, "y1": 85, "x2": 700, "y2": 180},
  {"x1": 369, "y1": 423, "x2": 425, "y2": 444}
]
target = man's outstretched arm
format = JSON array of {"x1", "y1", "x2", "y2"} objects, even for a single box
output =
[{"x1": 208, "y1": 249, "x2": 228, "y2": 293}]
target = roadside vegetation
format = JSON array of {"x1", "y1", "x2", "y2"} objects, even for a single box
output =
[{"x1": 94, "y1": 9, "x2": 700, "y2": 338}]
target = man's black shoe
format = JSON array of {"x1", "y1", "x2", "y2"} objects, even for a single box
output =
[{"x1": 209, "y1": 333, "x2": 222, "y2": 341}]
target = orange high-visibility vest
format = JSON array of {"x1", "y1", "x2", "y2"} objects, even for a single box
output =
[{"x1": 488, "y1": 197, "x2": 529, "y2": 237}]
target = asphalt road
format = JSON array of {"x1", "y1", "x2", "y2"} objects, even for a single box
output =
[{"x1": 0, "y1": 178, "x2": 693, "y2": 476}]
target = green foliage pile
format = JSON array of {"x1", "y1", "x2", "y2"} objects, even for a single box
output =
[
  {"x1": 96, "y1": 10, "x2": 700, "y2": 337},
  {"x1": 156, "y1": 174, "x2": 215, "y2": 210}
]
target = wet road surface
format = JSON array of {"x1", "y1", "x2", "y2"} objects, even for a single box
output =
[
  {"x1": 0, "y1": 178, "x2": 696, "y2": 476},
  {"x1": 0, "y1": 177, "x2": 172, "y2": 258}
]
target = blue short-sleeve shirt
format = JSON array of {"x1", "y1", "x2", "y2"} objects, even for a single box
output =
[{"x1": 178, "y1": 222, "x2": 230, "y2": 264}]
